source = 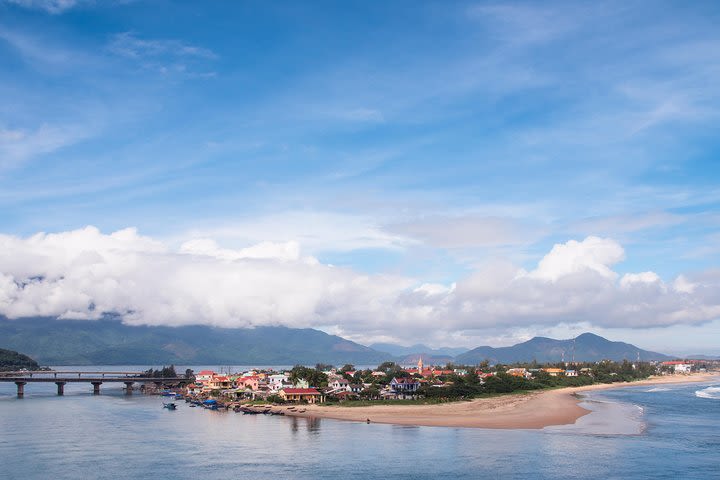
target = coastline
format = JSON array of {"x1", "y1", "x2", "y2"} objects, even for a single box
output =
[{"x1": 277, "y1": 373, "x2": 719, "y2": 430}]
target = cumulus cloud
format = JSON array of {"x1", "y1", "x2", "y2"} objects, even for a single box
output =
[{"x1": 0, "y1": 228, "x2": 719, "y2": 345}]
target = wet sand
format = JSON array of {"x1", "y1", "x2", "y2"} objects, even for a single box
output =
[{"x1": 277, "y1": 373, "x2": 718, "y2": 429}]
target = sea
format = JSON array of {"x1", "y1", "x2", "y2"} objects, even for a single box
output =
[{"x1": 1, "y1": 366, "x2": 718, "y2": 480}]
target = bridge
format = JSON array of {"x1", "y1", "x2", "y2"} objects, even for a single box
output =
[{"x1": 0, "y1": 371, "x2": 190, "y2": 397}]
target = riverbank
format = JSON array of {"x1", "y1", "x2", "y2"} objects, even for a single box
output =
[{"x1": 277, "y1": 373, "x2": 719, "y2": 429}]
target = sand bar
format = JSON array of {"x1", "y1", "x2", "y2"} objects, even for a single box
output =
[{"x1": 276, "y1": 373, "x2": 718, "y2": 429}]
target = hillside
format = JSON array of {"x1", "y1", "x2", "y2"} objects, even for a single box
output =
[
  {"x1": 0, "y1": 348, "x2": 40, "y2": 371},
  {"x1": 0, "y1": 317, "x2": 392, "y2": 366},
  {"x1": 456, "y1": 333, "x2": 671, "y2": 364}
]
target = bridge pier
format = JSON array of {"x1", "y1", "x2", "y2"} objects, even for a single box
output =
[
  {"x1": 91, "y1": 381, "x2": 102, "y2": 395},
  {"x1": 124, "y1": 381, "x2": 134, "y2": 395},
  {"x1": 15, "y1": 381, "x2": 26, "y2": 398},
  {"x1": 55, "y1": 381, "x2": 66, "y2": 396}
]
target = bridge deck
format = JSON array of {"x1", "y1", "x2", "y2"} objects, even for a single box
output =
[{"x1": 0, "y1": 377, "x2": 188, "y2": 383}]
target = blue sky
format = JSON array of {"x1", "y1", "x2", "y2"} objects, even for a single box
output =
[{"x1": 1, "y1": 1, "x2": 720, "y2": 354}]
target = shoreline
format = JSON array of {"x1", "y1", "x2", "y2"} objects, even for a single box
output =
[{"x1": 277, "y1": 373, "x2": 718, "y2": 430}]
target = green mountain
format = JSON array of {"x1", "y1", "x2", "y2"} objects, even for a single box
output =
[
  {"x1": 0, "y1": 347, "x2": 40, "y2": 371},
  {"x1": 0, "y1": 317, "x2": 392, "y2": 366},
  {"x1": 455, "y1": 332, "x2": 671, "y2": 364}
]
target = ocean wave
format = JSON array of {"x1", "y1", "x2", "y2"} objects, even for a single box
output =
[
  {"x1": 645, "y1": 387, "x2": 671, "y2": 392},
  {"x1": 695, "y1": 386, "x2": 720, "y2": 399}
]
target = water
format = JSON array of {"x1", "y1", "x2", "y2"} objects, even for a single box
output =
[{"x1": 1, "y1": 369, "x2": 718, "y2": 480}]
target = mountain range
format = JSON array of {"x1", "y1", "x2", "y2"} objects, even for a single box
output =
[
  {"x1": 0, "y1": 317, "x2": 391, "y2": 365},
  {"x1": 0, "y1": 316, "x2": 676, "y2": 366},
  {"x1": 455, "y1": 333, "x2": 671, "y2": 364}
]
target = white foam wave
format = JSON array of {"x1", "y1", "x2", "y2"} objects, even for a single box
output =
[
  {"x1": 645, "y1": 387, "x2": 671, "y2": 392},
  {"x1": 695, "y1": 386, "x2": 720, "y2": 399}
]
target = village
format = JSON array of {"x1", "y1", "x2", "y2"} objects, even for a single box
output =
[{"x1": 179, "y1": 357, "x2": 713, "y2": 410}]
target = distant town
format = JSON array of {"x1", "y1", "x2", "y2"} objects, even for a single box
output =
[{"x1": 180, "y1": 357, "x2": 719, "y2": 407}]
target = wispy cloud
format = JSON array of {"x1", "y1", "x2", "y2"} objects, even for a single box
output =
[
  {"x1": 3, "y1": 0, "x2": 87, "y2": 14},
  {"x1": 107, "y1": 32, "x2": 217, "y2": 60},
  {"x1": 0, "y1": 124, "x2": 90, "y2": 170},
  {"x1": 106, "y1": 32, "x2": 218, "y2": 76}
]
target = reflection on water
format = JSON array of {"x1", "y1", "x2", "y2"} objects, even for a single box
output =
[{"x1": 0, "y1": 377, "x2": 718, "y2": 480}]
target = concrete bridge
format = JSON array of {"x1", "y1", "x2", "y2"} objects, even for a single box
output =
[{"x1": 0, "y1": 371, "x2": 190, "y2": 397}]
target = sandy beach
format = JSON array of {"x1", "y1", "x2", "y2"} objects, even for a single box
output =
[{"x1": 276, "y1": 373, "x2": 718, "y2": 429}]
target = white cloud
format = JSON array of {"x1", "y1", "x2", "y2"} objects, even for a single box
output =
[
  {"x1": 179, "y1": 211, "x2": 413, "y2": 255},
  {"x1": 385, "y1": 215, "x2": 539, "y2": 249},
  {"x1": 528, "y1": 236, "x2": 624, "y2": 281},
  {"x1": 1, "y1": 229, "x2": 719, "y2": 346}
]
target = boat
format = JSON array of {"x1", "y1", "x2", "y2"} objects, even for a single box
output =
[
  {"x1": 163, "y1": 402, "x2": 177, "y2": 410},
  {"x1": 202, "y1": 399, "x2": 219, "y2": 410}
]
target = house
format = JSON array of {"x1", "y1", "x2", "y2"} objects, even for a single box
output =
[
  {"x1": 506, "y1": 368, "x2": 531, "y2": 379},
  {"x1": 348, "y1": 383, "x2": 364, "y2": 393},
  {"x1": 565, "y1": 370, "x2": 578, "y2": 377},
  {"x1": 371, "y1": 371, "x2": 386, "y2": 378},
  {"x1": 186, "y1": 383, "x2": 203, "y2": 395},
  {"x1": 278, "y1": 388, "x2": 323, "y2": 404},
  {"x1": 206, "y1": 375, "x2": 233, "y2": 390},
  {"x1": 661, "y1": 361, "x2": 693, "y2": 374},
  {"x1": 329, "y1": 378, "x2": 350, "y2": 391},
  {"x1": 236, "y1": 375, "x2": 262, "y2": 391},
  {"x1": 542, "y1": 368, "x2": 564, "y2": 377},
  {"x1": 389, "y1": 377, "x2": 420, "y2": 394},
  {"x1": 195, "y1": 370, "x2": 217, "y2": 382}
]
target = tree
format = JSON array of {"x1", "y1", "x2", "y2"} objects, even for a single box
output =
[
  {"x1": 340, "y1": 364, "x2": 355, "y2": 373},
  {"x1": 289, "y1": 365, "x2": 328, "y2": 388}
]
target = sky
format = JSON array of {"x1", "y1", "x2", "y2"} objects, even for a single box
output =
[{"x1": 1, "y1": 0, "x2": 720, "y2": 355}]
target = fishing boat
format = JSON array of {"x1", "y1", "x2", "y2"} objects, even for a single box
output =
[
  {"x1": 163, "y1": 402, "x2": 177, "y2": 410},
  {"x1": 202, "y1": 399, "x2": 219, "y2": 410}
]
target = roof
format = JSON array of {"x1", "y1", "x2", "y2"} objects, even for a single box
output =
[
  {"x1": 213, "y1": 376, "x2": 230, "y2": 381},
  {"x1": 197, "y1": 370, "x2": 216, "y2": 375},
  {"x1": 391, "y1": 377, "x2": 419, "y2": 384},
  {"x1": 280, "y1": 388, "x2": 320, "y2": 395}
]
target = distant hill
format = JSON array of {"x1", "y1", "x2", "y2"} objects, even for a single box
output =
[
  {"x1": 370, "y1": 343, "x2": 469, "y2": 358},
  {"x1": 396, "y1": 353, "x2": 455, "y2": 366},
  {"x1": 0, "y1": 347, "x2": 40, "y2": 371},
  {"x1": 0, "y1": 317, "x2": 393, "y2": 366},
  {"x1": 455, "y1": 333, "x2": 671, "y2": 364}
]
